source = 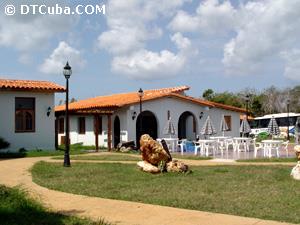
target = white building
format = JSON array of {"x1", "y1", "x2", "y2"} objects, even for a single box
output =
[
  {"x1": 55, "y1": 86, "x2": 246, "y2": 151},
  {"x1": 0, "y1": 79, "x2": 65, "y2": 151}
]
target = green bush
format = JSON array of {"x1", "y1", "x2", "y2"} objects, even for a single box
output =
[{"x1": 0, "y1": 137, "x2": 10, "y2": 150}]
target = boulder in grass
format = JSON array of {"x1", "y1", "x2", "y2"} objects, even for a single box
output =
[
  {"x1": 166, "y1": 160, "x2": 189, "y2": 173},
  {"x1": 137, "y1": 161, "x2": 160, "y2": 174},
  {"x1": 291, "y1": 145, "x2": 300, "y2": 180},
  {"x1": 139, "y1": 134, "x2": 171, "y2": 166}
]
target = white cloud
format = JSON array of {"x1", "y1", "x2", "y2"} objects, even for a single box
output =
[
  {"x1": 112, "y1": 33, "x2": 195, "y2": 79},
  {"x1": 97, "y1": 0, "x2": 194, "y2": 79},
  {"x1": 0, "y1": 1, "x2": 78, "y2": 51},
  {"x1": 97, "y1": 0, "x2": 188, "y2": 54},
  {"x1": 169, "y1": 0, "x2": 236, "y2": 34},
  {"x1": 281, "y1": 50, "x2": 300, "y2": 81},
  {"x1": 223, "y1": 0, "x2": 300, "y2": 75},
  {"x1": 39, "y1": 42, "x2": 86, "y2": 75}
]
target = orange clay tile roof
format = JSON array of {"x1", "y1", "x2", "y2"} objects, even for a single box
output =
[
  {"x1": 55, "y1": 86, "x2": 190, "y2": 112},
  {"x1": 0, "y1": 79, "x2": 65, "y2": 92},
  {"x1": 55, "y1": 85, "x2": 246, "y2": 113}
]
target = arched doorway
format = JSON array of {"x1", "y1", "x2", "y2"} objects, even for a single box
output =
[
  {"x1": 114, "y1": 116, "x2": 121, "y2": 148},
  {"x1": 178, "y1": 111, "x2": 197, "y2": 140},
  {"x1": 136, "y1": 111, "x2": 158, "y2": 147}
]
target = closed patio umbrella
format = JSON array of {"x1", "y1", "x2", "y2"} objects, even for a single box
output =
[
  {"x1": 267, "y1": 116, "x2": 280, "y2": 139},
  {"x1": 201, "y1": 116, "x2": 217, "y2": 138},
  {"x1": 220, "y1": 115, "x2": 229, "y2": 136},
  {"x1": 240, "y1": 116, "x2": 251, "y2": 137},
  {"x1": 163, "y1": 117, "x2": 176, "y2": 138}
]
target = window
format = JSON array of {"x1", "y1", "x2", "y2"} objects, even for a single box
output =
[
  {"x1": 15, "y1": 98, "x2": 35, "y2": 132},
  {"x1": 78, "y1": 117, "x2": 86, "y2": 134},
  {"x1": 224, "y1": 115, "x2": 232, "y2": 131},
  {"x1": 58, "y1": 118, "x2": 64, "y2": 134},
  {"x1": 167, "y1": 110, "x2": 170, "y2": 120}
]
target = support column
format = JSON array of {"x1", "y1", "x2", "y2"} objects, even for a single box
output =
[
  {"x1": 94, "y1": 116, "x2": 99, "y2": 152},
  {"x1": 107, "y1": 114, "x2": 112, "y2": 151}
]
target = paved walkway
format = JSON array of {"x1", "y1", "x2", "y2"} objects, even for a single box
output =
[{"x1": 0, "y1": 155, "x2": 296, "y2": 225}]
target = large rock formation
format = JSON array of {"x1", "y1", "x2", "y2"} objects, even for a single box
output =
[
  {"x1": 137, "y1": 134, "x2": 189, "y2": 174},
  {"x1": 291, "y1": 145, "x2": 300, "y2": 180}
]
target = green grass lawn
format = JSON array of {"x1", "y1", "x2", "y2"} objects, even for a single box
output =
[
  {"x1": 0, "y1": 144, "x2": 107, "y2": 159},
  {"x1": 32, "y1": 162, "x2": 300, "y2": 224},
  {"x1": 171, "y1": 154, "x2": 212, "y2": 161},
  {"x1": 0, "y1": 185, "x2": 112, "y2": 225},
  {"x1": 237, "y1": 157, "x2": 297, "y2": 163},
  {"x1": 52, "y1": 154, "x2": 140, "y2": 161}
]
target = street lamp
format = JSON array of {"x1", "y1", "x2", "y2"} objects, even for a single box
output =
[
  {"x1": 137, "y1": 88, "x2": 144, "y2": 146},
  {"x1": 287, "y1": 98, "x2": 290, "y2": 141},
  {"x1": 63, "y1": 62, "x2": 72, "y2": 167},
  {"x1": 138, "y1": 88, "x2": 144, "y2": 113},
  {"x1": 245, "y1": 94, "x2": 250, "y2": 121}
]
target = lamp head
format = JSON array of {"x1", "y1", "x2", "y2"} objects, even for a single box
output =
[
  {"x1": 63, "y1": 62, "x2": 72, "y2": 79},
  {"x1": 138, "y1": 88, "x2": 144, "y2": 98}
]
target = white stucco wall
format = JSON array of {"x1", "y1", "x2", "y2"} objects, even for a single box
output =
[
  {"x1": 59, "y1": 96, "x2": 241, "y2": 147},
  {"x1": 57, "y1": 107, "x2": 128, "y2": 147},
  {"x1": 0, "y1": 91, "x2": 56, "y2": 151}
]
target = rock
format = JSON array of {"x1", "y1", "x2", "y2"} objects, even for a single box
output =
[
  {"x1": 139, "y1": 134, "x2": 171, "y2": 166},
  {"x1": 294, "y1": 145, "x2": 300, "y2": 160},
  {"x1": 166, "y1": 160, "x2": 189, "y2": 173},
  {"x1": 291, "y1": 162, "x2": 300, "y2": 180},
  {"x1": 137, "y1": 161, "x2": 160, "y2": 174}
]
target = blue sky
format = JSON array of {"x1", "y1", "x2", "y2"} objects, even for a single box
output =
[{"x1": 0, "y1": 0, "x2": 299, "y2": 103}]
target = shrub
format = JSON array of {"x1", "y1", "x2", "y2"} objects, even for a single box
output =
[{"x1": 0, "y1": 137, "x2": 10, "y2": 150}]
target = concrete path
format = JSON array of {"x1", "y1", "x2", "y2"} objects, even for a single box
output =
[{"x1": 0, "y1": 156, "x2": 296, "y2": 225}]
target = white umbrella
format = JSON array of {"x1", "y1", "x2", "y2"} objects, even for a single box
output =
[
  {"x1": 267, "y1": 116, "x2": 280, "y2": 139},
  {"x1": 201, "y1": 116, "x2": 217, "y2": 137},
  {"x1": 163, "y1": 117, "x2": 176, "y2": 138},
  {"x1": 220, "y1": 115, "x2": 229, "y2": 136},
  {"x1": 240, "y1": 116, "x2": 251, "y2": 137}
]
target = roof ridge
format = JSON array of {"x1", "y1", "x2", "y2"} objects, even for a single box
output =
[{"x1": 73, "y1": 85, "x2": 190, "y2": 101}]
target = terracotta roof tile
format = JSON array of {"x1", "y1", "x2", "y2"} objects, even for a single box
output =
[
  {"x1": 55, "y1": 86, "x2": 190, "y2": 112},
  {"x1": 0, "y1": 79, "x2": 65, "y2": 92},
  {"x1": 55, "y1": 85, "x2": 246, "y2": 114}
]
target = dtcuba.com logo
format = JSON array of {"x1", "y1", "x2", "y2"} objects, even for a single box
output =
[{"x1": 4, "y1": 3, "x2": 105, "y2": 16}]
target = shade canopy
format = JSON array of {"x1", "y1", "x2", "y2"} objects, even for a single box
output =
[
  {"x1": 220, "y1": 115, "x2": 229, "y2": 136},
  {"x1": 201, "y1": 116, "x2": 217, "y2": 136},
  {"x1": 267, "y1": 116, "x2": 280, "y2": 138},
  {"x1": 240, "y1": 116, "x2": 251, "y2": 137},
  {"x1": 163, "y1": 117, "x2": 176, "y2": 137}
]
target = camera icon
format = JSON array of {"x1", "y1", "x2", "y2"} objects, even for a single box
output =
[{"x1": 5, "y1": 5, "x2": 16, "y2": 16}]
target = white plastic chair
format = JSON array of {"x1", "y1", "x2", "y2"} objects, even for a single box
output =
[
  {"x1": 253, "y1": 139, "x2": 263, "y2": 158},
  {"x1": 281, "y1": 141, "x2": 289, "y2": 157},
  {"x1": 225, "y1": 138, "x2": 235, "y2": 151},
  {"x1": 178, "y1": 139, "x2": 187, "y2": 155}
]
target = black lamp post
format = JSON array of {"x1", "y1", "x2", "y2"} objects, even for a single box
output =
[
  {"x1": 287, "y1": 98, "x2": 290, "y2": 141},
  {"x1": 138, "y1": 88, "x2": 144, "y2": 143},
  {"x1": 138, "y1": 88, "x2": 144, "y2": 113},
  {"x1": 63, "y1": 62, "x2": 72, "y2": 167},
  {"x1": 245, "y1": 94, "x2": 250, "y2": 121}
]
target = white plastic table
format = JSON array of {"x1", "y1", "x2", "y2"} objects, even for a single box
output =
[
  {"x1": 233, "y1": 137, "x2": 252, "y2": 152},
  {"x1": 162, "y1": 138, "x2": 179, "y2": 152},
  {"x1": 262, "y1": 140, "x2": 283, "y2": 158},
  {"x1": 195, "y1": 140, "x2": 217, "y2": 156}
]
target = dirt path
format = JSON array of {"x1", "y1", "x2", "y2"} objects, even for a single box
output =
[{"x1": 0, "y1": 156, "x2": 296, "y2": 225}]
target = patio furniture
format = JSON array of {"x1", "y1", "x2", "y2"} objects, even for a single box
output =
[
  {"x1": 178, "y1": 139, "x2": 187, "y2": 155},
  {"x1": 163, "y1": 138, "x2": 179, "y2": 153},
  {"x1": 253, "y1": 138, "x2": 263, "y2": 158},
  {"x1": 233, "y1": 137, "x2": 251, "y2": 152},
  {"x1": 281, "y1": 140, "x2": 289, "y2": 157},
  {"x1": 225, "y1": 138, "x2": 235, "y2": 151},
  {"x1": 194, "y1": 140, "x2": 217, "y2": 157},
  {"x1": 262, "y1": 140, "x2": 283, "y2": 158}
]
